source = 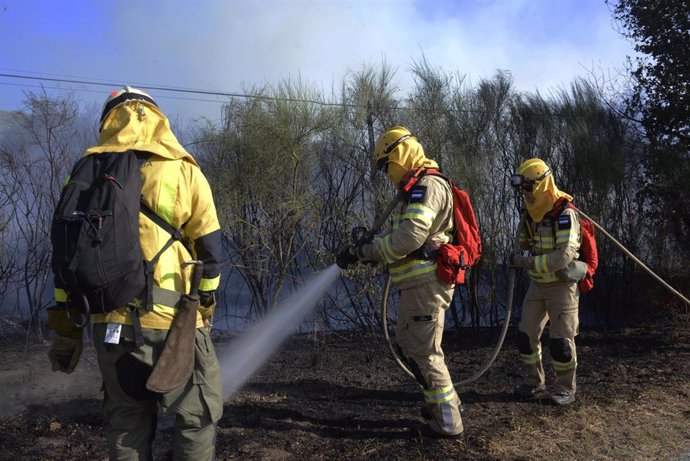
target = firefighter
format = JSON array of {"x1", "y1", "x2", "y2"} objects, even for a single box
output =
[
  {"x1": 509, "y1": 158, "x2": 586, "y2": 406},
  {"x1": 337, "y1": 126, "x2": 464, "y2": 437},
  {"x1": 47, "y1": 86, "x2": 223, "y2": 459}
]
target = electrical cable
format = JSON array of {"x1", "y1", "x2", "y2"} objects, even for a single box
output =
[
  {"x1": 0, "y1": 69, "x2": 579, "y2": 117},
  {"x1": 0, "y1": 71, "x2": 355, "y2": 108}
]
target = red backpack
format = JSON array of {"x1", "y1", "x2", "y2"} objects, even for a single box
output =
[
  {"x1": 546, "y1": 198, "x2": 598, "y2": 293},
  {"x1": 400, "y1": 168, "x2": 482, "y2": 285}
]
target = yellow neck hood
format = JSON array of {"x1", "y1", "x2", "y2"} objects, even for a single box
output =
[
  {"x1": 387, "y1": 138, "x2": 438, "y2": 184},
  {"x1": 85, "y1": 100, "x2": 197, "y2": 166},
  {"x1": 526, "y1": 174, "x2": 573, "y2": 221}
]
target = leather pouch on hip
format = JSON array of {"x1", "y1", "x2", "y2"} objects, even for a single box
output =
[
  {"x1": 146, "y1": 294, "x2": 198, "y2": 393},
  {"x1": 555, "y1": 260, "x2": 588, "y2": 282}
]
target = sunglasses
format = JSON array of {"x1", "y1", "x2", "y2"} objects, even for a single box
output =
[{"x1": 376, "y1": 134, "x2": 413, "y2": 172}]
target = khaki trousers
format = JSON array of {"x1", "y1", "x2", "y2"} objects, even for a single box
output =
[
  {"x1": 92, "y1": 323, "x2": 223, "y2": 461},
  {"x1": 518, "y1": 281, "x2": 580, "y2": 395},
  {"x1": 396, "y1": 278, "x2": 463, "y2": 436}
]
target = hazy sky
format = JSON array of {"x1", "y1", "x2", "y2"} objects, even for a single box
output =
[{"x1": 0, "y1": 0, "x2": 634, "y2": 123}]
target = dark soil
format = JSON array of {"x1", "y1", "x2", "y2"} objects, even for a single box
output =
[{"x1": 1, "y1": 315, "x2": 689, "y2": 460}]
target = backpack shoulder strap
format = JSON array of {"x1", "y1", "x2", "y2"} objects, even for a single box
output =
[
  {"x1": 139, "y1": 202, "x2": 192, "y2": 310},
  {"x1": 399, "y1": 166, "x2": 428, "y2": 194},
  {"x1": 401, "y1": 167, "x2": 449, "y2": 192},
  {"x1": 140, "y1": 201, "x2": 184, "y2": 243},
  {"x1": 140, "y1": 201, "x2": 191, "y2": 262},
  {"x1": 423, "y1": 168, "x2": 444, "y2": 178},
  {"x1": 546, "y1": 197, "x2": 572, "y2": 220},
  {"x1": 134, "y1": 150, "x2": 186, "y2": 248}
]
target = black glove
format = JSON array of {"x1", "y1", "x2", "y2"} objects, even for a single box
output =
[
  {"x1": 509, "y1": 252, "x2": 532, "y2": 269},
  {"x1": 336, "y1": 246, "x2": 359, "y2": 269},
  {"x1": 199, "y1": 290, "x2": 215, "y2": 307}
]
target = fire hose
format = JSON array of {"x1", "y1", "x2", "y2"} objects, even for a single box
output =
[
  {"x1": 380, "y1": 213, "x2": 522, "y2": 387},
  {"x1": 373, "y1": 202, "x2": 689, "y2": 388},
  {"x1": 576, "y1": 209, "x2": 690, "y2": 307},
  {"x1": 345, "y1": 189, "x2": 521, "y2": 387}
]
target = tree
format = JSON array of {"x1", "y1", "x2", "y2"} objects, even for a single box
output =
[
  {"x1": 608, "y1": 0, "x2": 690, "y2": 148},
  {"x1": 330, "y1": 63, "x2": 401, "y2": 332},
  {"x1": 198, "y1": 79, "x2": 335, "y2": 319},
  {"x1": 0, "y1": 90, "x2": 86, "y2": 341},
  {"x1": 609, "y1": 0, "x2": 690, "y2": 267}
]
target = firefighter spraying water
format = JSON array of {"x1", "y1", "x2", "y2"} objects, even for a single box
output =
[
  {"x1": 336, "y1": 126, "x2": 476, "y2": 438},
  {"x1": 335, "y1": 132, "x2": 690, "y2": 436}
]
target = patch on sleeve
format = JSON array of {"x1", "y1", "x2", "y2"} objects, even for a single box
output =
[
  {"x1": 557, "y1": 214, "x2": 572, "y2": 229},
  {"x1": 408, "y1": 185, "x2": 427, "y2": 203}
]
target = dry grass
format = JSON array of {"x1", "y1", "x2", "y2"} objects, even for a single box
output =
[
  {"x1": 0, "y1": 317, "x2": 689, "y2": 460},
  {"x1": 488, "y1": 387, "x2": 690, "y2": 460}
]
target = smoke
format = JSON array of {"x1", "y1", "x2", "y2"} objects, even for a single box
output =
[
  {"x1": 0, "y1": 346, "x2": 103, "y2": 419},
  {"x1": 218, "y1": 264, "x2": 341, "y2": 399}
]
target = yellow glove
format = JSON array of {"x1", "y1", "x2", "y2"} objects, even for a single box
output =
[{"x1": 46, "y1": 305, "x2": 84, "y2": 374}]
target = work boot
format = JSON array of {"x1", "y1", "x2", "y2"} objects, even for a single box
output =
[
  {"x1": 550, "y1": 393, "x2": 575, "y2": 406},
  {"x1": 421, "y1": 419, "x2": 464, "y2": 438},
  {"x1": 420, "y1": 403, "x2": 464, "y2": 420},
  {"x1": 513, "y1": 382, "x2": 546, "y2": 398}
]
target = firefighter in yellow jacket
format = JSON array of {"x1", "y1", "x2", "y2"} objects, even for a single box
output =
[
  {"x1": 509, "y1": 158, "x2": 585, "y2": 406},
  {"x1": 337, "y1": 126, "x2": 464, "y2": 437},
  {"x1": 47, "y1": 86, "x2": 223, "y2": 459}
]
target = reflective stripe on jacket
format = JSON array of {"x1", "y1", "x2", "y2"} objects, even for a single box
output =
[
  {"x1": 519, "y1": 207, "x2": 581, "y2": 284},
  {"x1": 369, "y1": 174, "x2": 454, "y2": 290}
]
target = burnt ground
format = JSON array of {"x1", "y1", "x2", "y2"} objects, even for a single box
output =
[{"x1": 0, "y1": 313, "x2": 689, "y2": 461}]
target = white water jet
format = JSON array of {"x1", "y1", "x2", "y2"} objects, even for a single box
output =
[{"x1": 219, "y1": 264, "x2": 341, "y2": 398}]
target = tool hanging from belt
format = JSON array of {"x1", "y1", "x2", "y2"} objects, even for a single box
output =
[{"x1": 146, "y1": 260, "x2": 205, "y2": 393}]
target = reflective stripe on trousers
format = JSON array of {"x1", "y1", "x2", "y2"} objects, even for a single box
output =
[
  {"x1": 396, "y1": 277, "x2": 463, "y2": 435},
  {"x1": 518, "y1": 281, "x2": 580, "y2": 395}
]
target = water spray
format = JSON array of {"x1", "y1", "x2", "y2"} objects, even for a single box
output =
[
  {"x1": 219, "y1": 264, "x2": 341, "y2": 399},
  {"x1": 220, "y1": 189, "x2": 408, "y2": 399}
]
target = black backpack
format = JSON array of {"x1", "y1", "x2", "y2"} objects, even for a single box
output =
[{"x1": 51, "y1": 150, "x2": 183, "y2": 314}]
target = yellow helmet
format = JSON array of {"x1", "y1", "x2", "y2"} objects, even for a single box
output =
[
  {"x1": 374, "y1": 125, "x2": 413, "y2": 171},
  {"x1": 99, "y1": 85, "x2": 158, "y2": 131},
  {"x1": 511, "y1": 158, "x2": 552, "y2": 191}
]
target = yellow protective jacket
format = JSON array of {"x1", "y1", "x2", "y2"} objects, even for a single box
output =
[
  {"x1": 360, "y1": 174, "x2": 454, "y2": 290},
  {"x1": 518, "y1": 205, "x2": 581, "y2": 284},
  {"x1": 54, "y1": 100, "x2": 222, "y2": 329}
]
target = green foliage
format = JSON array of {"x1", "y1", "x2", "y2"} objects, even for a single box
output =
[
  {"x1": 4, "y1": 59, "x2": 683, "y2": 331},
  {"x1": 608, "y1": 0, "x2": 690, "y2": 148},
  {"x1": 609, "y1": 0, "x2": 690, "y2": 263}
]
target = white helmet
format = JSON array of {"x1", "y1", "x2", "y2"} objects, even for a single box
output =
[{"x1": 99, "y1": 85, "x2": 158, "y2": 130}]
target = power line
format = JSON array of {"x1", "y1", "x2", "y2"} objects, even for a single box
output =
[
  {"x1": 0, "y1": 71, "x2": 492, "y2": 114},
  {"x1": 0, "y1": 70, "x2": 610, "y2": 119},
  {"x1": 0, "y1": 72, "x2": 352, "y2": 108}
]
